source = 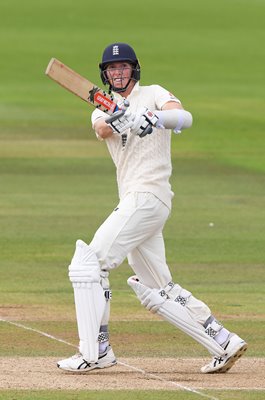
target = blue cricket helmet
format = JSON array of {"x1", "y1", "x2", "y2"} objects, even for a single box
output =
[{"x1": 99, "y1": 42, "x2": 141, "y2": 87}]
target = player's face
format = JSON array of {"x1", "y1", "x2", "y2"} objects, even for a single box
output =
[{"x1": 106, "y1": 62, "x2": 133, "y2": 90}]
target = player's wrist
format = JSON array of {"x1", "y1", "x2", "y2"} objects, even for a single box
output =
[{"x1": 95, "y1": 119, "x2": 115, "y2": 139}]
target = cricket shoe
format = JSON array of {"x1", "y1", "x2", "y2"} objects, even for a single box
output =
[
  {"x1": 57, "y1": 345, "x2": 117, "y2": 372},
  {"x1": 201, "y1": 334, "x2": 248, "y2": 373}
]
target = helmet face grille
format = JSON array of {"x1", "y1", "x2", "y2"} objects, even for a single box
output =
[
  {"x1": 101, "y1": 64, "x2": 140, "y2": 93},
  {"x1": 99, "y1": 43, "x2": 141, "y2": 87}
]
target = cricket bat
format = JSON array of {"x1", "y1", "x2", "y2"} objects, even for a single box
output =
[{"x1": 45, "y1": 58, "x2": 120, "y2": 115}]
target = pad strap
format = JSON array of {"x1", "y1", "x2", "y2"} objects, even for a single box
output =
[
  {"x1": 128, "y1": 276, "x2": 225, "y2": 357},
  {"x1": 98, "y1": 331, "x2": 109, "y2": 343}
]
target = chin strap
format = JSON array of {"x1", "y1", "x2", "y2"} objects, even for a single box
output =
[{"x1": 107, "y1": 78, "x2": 133, "y2": 93}]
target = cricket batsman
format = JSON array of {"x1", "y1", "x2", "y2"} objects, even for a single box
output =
[{"x1": 58, "y1": 43, "x2": 247, "y2": 373}]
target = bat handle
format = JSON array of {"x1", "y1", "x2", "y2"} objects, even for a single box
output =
[
  {"x1": 105, "y1": 99, "x2": 130, "y2": 150},
  {"x1": 122, "y1": 99, "x2": 130, "y2": 109},
  {"x1": 120, "y1": 99, "x2": 130, "y2": 149},
  {"x1": 105, "y1": 98, "x2": 130, "y2": 124},
  {"x1": 105, "y1": 109, "x2": 125, "y2": 124}
]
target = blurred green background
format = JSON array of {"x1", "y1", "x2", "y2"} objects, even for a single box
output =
[{"x1": 0, "y1": 0, "x2": 264, "y2": 399}]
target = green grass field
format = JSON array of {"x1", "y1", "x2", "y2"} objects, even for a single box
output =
[{"x1": 0, "y1": 0, "x2": 264, "y2": 399}]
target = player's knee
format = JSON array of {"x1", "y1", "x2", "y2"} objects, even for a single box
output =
[
  {"x1": 153, "y1": 281, "x2": 210, "y2": 323},
  {"x1": 127, "y1": 276, "x2": 166, "y2": 313},
  {"x1": 89, "y1": 237, "x2": 124, "y2": 270},
  {"x1": 68, "y1": 240, "x2": 112, "y2": 302},
  {"x1": 128, "y1": 276, "x2": 191, "y2": 314},
  {"x1": 68, "y1": 239, "x2": 101, "y2": 284},
  {"x1": 160, "y1": 281, "x2": 192, "y2": 305},
  {"x1": 128, "y1": 276, "x2": 193, "y2": 314}
]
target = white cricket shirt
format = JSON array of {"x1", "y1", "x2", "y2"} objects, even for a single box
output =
[{"x1": 91, "y1": 82, "x2": 180, "y2": 209}]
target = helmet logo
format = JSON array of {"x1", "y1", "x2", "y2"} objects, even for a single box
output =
[{"x1": 112, "y1": 45, "x2": 119, "y2": 56}]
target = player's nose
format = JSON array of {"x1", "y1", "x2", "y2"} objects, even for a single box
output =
[{"x1": 113, "y1": 67, "x2": 122, "y2": 75}]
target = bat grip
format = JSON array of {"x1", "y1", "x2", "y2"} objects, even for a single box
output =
[
  {"x1": 105, "y1": 99, "x2": 130, "y2": 124},
  {"x1": 122, "y1": 99, "x2": 130, "y2": 109},
  {"x1": 105, "y1": 109, "x2": 125, "y2": 124}
]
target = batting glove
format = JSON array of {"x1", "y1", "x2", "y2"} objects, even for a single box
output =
[
  {"x1": 130, "y1": 107, "x2": 159, "y2": 138},
  {"x1": 105, "y1": 108, "x2": 134, "y2": 134}
]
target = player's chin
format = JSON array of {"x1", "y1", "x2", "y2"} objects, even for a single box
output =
[
  {"x1": 112, "y1": 84, "x2": 127, "y2": 92},
  {"x1": 113, "y1": 81, "x2": 124, "y2": 88}
]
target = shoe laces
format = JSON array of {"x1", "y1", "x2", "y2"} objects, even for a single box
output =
[{"x1": 213, "y1": 356, "x2": 224, "y2": 366}]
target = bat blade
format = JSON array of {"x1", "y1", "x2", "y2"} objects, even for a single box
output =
[{"x1": 45, "y1": 58, "x2": 118, "y2": 115}]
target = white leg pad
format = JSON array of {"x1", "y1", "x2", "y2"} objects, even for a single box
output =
[
  {"x1": 128, "y1": 276, "x2": 225, "y2": 357},
  {"x1": 69, "y1": 240, "x2": 105, "y2": 362}
]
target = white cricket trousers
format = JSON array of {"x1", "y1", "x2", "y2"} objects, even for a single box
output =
[
  {"x1": 89, "y1": 191, "x2": 211, "y2": 326},
  {"x1": 89, "y1": 192, "x2": 172, "y2": 288}
]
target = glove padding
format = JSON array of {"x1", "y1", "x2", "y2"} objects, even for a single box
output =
[
  {"x1": 130, "y1": 107, "x2": 159, "y2": 138},
  {"x1": 105, "y1": 100, "x2": 133, "y2": 134}
]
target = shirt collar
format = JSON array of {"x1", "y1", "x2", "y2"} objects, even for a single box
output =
[
  {"x1": 130, "y1": 81, "x2": 140, "y2": 94},
  {"x1": 112, "y1": 82, "x2": 140, "y2": 101},
  {"x1": 126, "y1": 82, "x2": 140, "y2": 100}
]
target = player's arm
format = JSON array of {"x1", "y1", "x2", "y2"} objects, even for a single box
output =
[
  {"x1": 162, "y1": 100, "x2": 183, "y2": 110},
  {"x1": 94, "y1": 100, "x2": 133, "y2": 139},
  {"x1": 156, "y1": 100, "x2": 193, "y2": 133},
  {"x1": 94, "y1": 118, "x2": 114, "y2": 139},
  {"x1": 94, "y1": 112, "x2": 134, "y2": 139},
  {"x1": 130, "y1": 100, "x2": 192, "y2": 137}
]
